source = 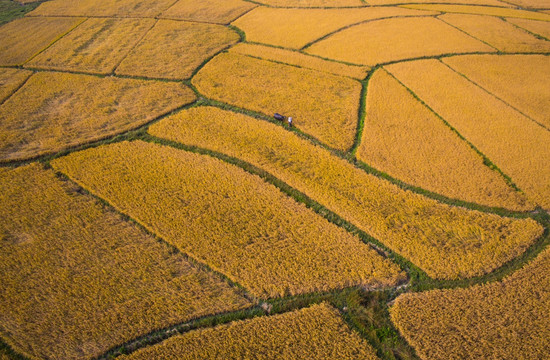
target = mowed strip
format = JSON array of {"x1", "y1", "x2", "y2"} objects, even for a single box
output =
[
  {"x1": 192, "y1": 52, "x2": 361, "y2": 151},
  {"x1": 116, "y1": 20, "x2": 240, "y2": 80},
  {"x1": 52, "y1": 141, "x2": 406, "y2": 299},
  {"x1": 305, "y1": 17, "x2": 494, "y2": 66},
  {"x1": 149, "y1": 106, "x2": 543, "y2": 280},
  {"x1": 28, "y1": 18, "x2": 156, "y2": 75},
  {"x1": 160, "y1": 0, "x2": 257, "y2": 24},
  {"x1": 401, "y1": 4, "x2": 550, "y2": 21},
  {"x1": 386, "y1": 59, "x2": 550, "y2": 210},
  {"x1": 390, "y1": 246, "x2": 550, "y2": 360},
  {"x1": 0, "y1": 164, "x2": 251, "y2": 360},
  {"x1": 0, "y1": 72, "x2": 195, "y2": 162},
  {"x1": 119, "y1": 303, "x2": 380, "y2": 360},
  {"x1": 0, "y1": 16, "x2": 84, "y2": 66},
  {"x1": 28, "y1": 0, "x2": 175, "y2": 17},
  {"x1": 357, "y1": 69, "x2": 531, "y2": 211},
  {"x1": 0, "y1": 68, "x2": 32, "y2": 103}
]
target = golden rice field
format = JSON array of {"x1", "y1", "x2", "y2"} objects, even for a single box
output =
[{"x1": 1, "y1": 0, "x2": 549, "y2": 358}]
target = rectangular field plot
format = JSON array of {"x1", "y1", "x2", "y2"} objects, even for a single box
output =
[
  {"x1": 119, "y1": 303, "x2": 381, "y2": 360},
  {"x1": 160, "y1": 0, "x2": 257, "y2": 24},
  {"x1": 148, "y1": 106, "x2": 543, "y2": 280},
  {"x1": 29, "y1": 0, "x2": 175, "y2": 17},
  {"x1": 116, "y1": 20, "x2": 240, "y2": 80},
  {"x1": 28, "y1": 18, "x2": 155, "y2": 75},
  {"x1": 0, "y1": 164, "x2": 251, "y2": 360},
  {"x1": 0, "y1": 68, "x2": 32, "y2": 103},
  {"x1": 52, "y1": 141, "x2": 406, "y2": 299}
]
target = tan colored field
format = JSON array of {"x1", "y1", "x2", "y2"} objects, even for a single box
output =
[
  {"x1": 401, "y1": 4, "x2": 550, "y2": 21},
  {"x1": 368, "y1": 0, "x2": 510, "y2": 5},
  {"x1": 28, "y1": 18, "x2": 156, "y2": 75},
  {"x1": 52, "y1": 141, "x2": 406, "y2": 299},
  {"x1": 192, "y1": 52, "x2": 361, "y2": 151},
  {"x1": 0, "y1": 164, "x2": 251, "y2": 360},
  {"x1": 503, "y1": 0, "x2": 550, "y2": 8},
  {"x1": 0, "y1": 72, "x2": 195, "y2": 161},
  {"x1": 0, "y1": 68, "x2": 32, "y2": 103},
  {"x1": 386, "y1": 59, "x2": 550, "y2": 211},
  {"x1": 119, "y1": 303, "x2": 380, "y2": 360},
  {"x1": 0, "y1": 16, "x2": 84, "y2": 66},
  {"x1": 254, "y1": 0, "x2": 364, "y2": 6},
  {"x1": 116, "y1": 20, "x2": 239, "y2": 80},
  {"x1": 390, "y1": 245, "x2": 550, "y2": 360},
  {"x1": 443, "y1": 54, "x2": 550, "y2": 129},
  {"x1": 232, "y1": 7, "x2": 439, "y2": 49},
  {"x1": 228, "y1": 43, "x2": 369, "y2": 79},
  {"x1": 507, "y1": 18, "x2": 550, "y2": 39},
  {"x1": 160, "y1": 0, "x2": 257, "y2": 24},
  {"x1": 29, "y1": 0, "x2": 176, "y2": 17},
  {"x1": 439, "y1": 14, "x2": 550, "y2": 53},
  {"x1": 149, "y1": 106, "x2": 543, "y2": 280},
  {"x1": 357, "y1": 69, "x2": 531, "y2": 211},
  {"x1": 305, "y1": 17, "x2": 494, "y2": 66}
]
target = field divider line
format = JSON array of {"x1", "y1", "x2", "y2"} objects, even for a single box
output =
[
  {"x1": 110, "y1": 18, "x2": 158, "y2": 76},
  {"x1": 0, "y1": 71, "x2": 33, "y2": 107},
  {"x1": 349, "y1": 69, "x2": 375, "y2": 155},
  {"x1": 227, "y1": 5, "x2": 260, "y2": 25},
  {"x1": 502, "y1": 17, "x2": 550, "y2": 41},
  {"x1": 436, "y1": 15, "x2": 501, "y2": 52},
  {"x1": 155, "y1": 0, "x2": 182, "y2": 19}
]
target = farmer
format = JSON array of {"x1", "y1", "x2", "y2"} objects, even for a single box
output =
[{"x1": 287, "y1": 117, "x2": 293, "y2": 127}]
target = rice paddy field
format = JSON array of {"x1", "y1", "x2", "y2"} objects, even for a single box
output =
[{"x1": 0, "y1": 0, "x2": 548, "y2": 359}]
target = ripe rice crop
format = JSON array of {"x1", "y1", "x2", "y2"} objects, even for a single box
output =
[
  {"x1": 232, "y1": 7, "x2": 439, "y2": 49},
  {"x1": 443, "y1": 54, "x2": 550, "y2": 129},
  {"x1": 305, "y1": 17, "x2": 494, "y2": 66},
  {"x1": 506, "y1": 18, "x2": 550, "y2": 39},
  {"x1": 192, "y1": 52, "x2": 361, "y2": 151},
  {"x1": 0, "y1": 68, "x2": 32, "y2": 103},
  {"x1": 506, "y1": 0, "x2": 549, "y2": 7},
  {"x1": 116, "y1": 20, "x2": 239, "y2": 80},
  {"x1": 228, "y1": 43, "x2": 369, "y2": 79},
  {"x1": 254, "y1": 0, "x2": 364, "y2": 6},
  {"x1": 390, "y1": 246, "x2": 550, "y2": 360},
  {"x1": 28, "y1": 18, "x2": 156, "y2": 75},
  {"x1": 357, "y1": 69, "x2": 531, "y2": 211},
  {"x1": 119, "y1": 303, "x2": 380, "y2": 360},
  {"x1": 0, "y1": 72, "x2": 195, "y2": 161},
  {"x1": 368, "y1": 0, "x2": 510, "y2": 5},
  {"x1": 0, "y1": 16, "x2": 84, "y2": 66},
  {"x1": 29, "y1": 0, "x2": 175, "y2": 17},
  {"x1": 160, "y1": 0, "x2": 257, "y2": 24},
  {"x1": 401, "y1": 4, "x2": 550, "y2": 21},
  {"x1": 386, "y1": 59, "x2": 550, "y2": 211},
  {"x1": 52, "y1": 141, "x2": 406, "y2": 299},
  {"x1": 148, "y1": 106, "x2": 543, "y2": 280},
  {"x1": 0, "y1": 164, "x2": 251, "y2": 360},
  {"x1": 439, "y1": 14, "x2": 550, "y2": 52}
]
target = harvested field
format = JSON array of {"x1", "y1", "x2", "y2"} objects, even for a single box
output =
[
  {"x1": 390, "y1": 246, "x2": 550, "y2": 360},
  {"x1": 386, "y1": 59, "x2": 550, "y2": 210},
  {"x1": 0, "y1": 16, "x2": 84, "y2": 66},
  {"x1": 305, "y1": 17, "x2": 494, "y2": 66},
  {"x1": 401, "y1": 4, "x2": 550, "y2": 21},
  {"x1": 0, "y1": 72, "x2": 195, "y2": 161},
  {"x1": 357, "y1": 69, "x2": 531, "y2": 211},
  {"x1": 28, "y1": 0, "x2": 176, "y2": 17},
  {"x1": 232, "y1": 7, "x2": 439, "y2": 49},
  {"x1": 160, "y1": 0, "x2": 257, "y2": 24},
  {"x1": 119, "y1": 303, "x2": 381, "y2": 360},
  {"x1": 116, "y1": 20, "x2": 240, "y2": 80},
  {"x1": 192, "y1": 52, "x2": 361, "y2": 151},
  {"x1": 0, "y1": 68, "x2": 32, "y2": 103},
  {"x1": 0, "y1": 164, "x2": 251, "y2": 360},
  {"x1": 28, "y1": 18, "x2": 156, "y2": 75},
  {"x1": 149, "y1": 106, "x2": 543, "y2": 280},
  {"x1": 52, "y1": 141, "x2": 406, "y2": 299},
  {"x1": 506, "y1": 17, "x2": 550, "y2": 39}
]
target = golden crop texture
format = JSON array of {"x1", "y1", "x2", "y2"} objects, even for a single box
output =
[
  {"x1": 29, "y1": 0, "x2": 176, "y2": 17},
  {"x1": 386, "y1": 59, "x2": 550, "y2": 211},
  {"x1": 160, "y1": 0, "x2": 257, "y2": 24},
  {"x1": 254, "y1": 0, "x2": 364, "y2": 6},
  {"x1": 390, "y1": 246, "x2": 550, "y2": 360},
  {"x1": 401, "y1": 4, "x2": 550, "y2": 21},
  {"x1": 505, "y1": 0, "x2": 549, "y2": 8},
  {"x1": 0, "y1": 164, "x2": 251, "y2": 360},
  {"x1": 0, "y1": 68, "x2": 32, "y2": 103},
  {"x1": 28, "y1": 18, "x2": 156, "y2": 75},
  {"x1": 0, "y1": 72, "x2": 195, "y2": 161},
  {"x1": 305, "y1": 17, "x2": 494, "y2": 66},
  {"x1": 192, "y1": 52, "x2": 361, "y2": 151},
  {"x1": 0, "y1": 16, "x2": 84, "y2": 66},
  {"x1": 116, "y1": 20, "x2": 239, "y2": 80},
  {"x1": 52, "y1": 141, "x2": 406, "y2": 299},
  {"x1": 119, "y1": 303, "x2": 381, "y2": 360},
  {"x1": 507, "y1": 17, "x2": 550, "y2": 39},
  {"x1": 368, "y1": 0, "x2": 508, "y2": 5},
  {"x1": 149, "y1": 106, "x2": 543, "y2": 280},
  {"x1": 357, "y1": 69, "x2": 531, "y2": 211}
]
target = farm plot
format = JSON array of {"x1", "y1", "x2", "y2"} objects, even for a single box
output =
[
  {"x1": 439, "y1": 14, "x2": 550, "y2": 53},
  {"x1": 0, "y1": 68, "x2": 32, "y2": 103},
  {"x1": 356, "y1": 69, "x2": 531, "y2": 211},
  {"x1": 401, "y1": 4, "x2": 550, "y2": 21},
  {"x1": 28, "y1": 0, "x2": 176, "y2": 17},
  {"x1": 507, "y1": 18, "x2": 550, "y2": 39},
  {"x1": 367, "y1": 0, "x2": 510, "y2": 5},
  {"x1": 149, "y1": 106, "x2": 543, "y2": 280},
  {"x1": 160, "y1": 0, "x2": 257, "y2": 24},
  {"x1": 28, "y1": 18, "x2": 156, "y2": 75},
  {"x1": 489, "y1": 0, "x2": 550, "y2": 8},
  {"x1": 0, "y1": 72, "x2": 195, "y2": 161},
  {"x1": 192, "y1": 52, "x2": 361, "y2": 151},
  {"x1": 116, "y1": 20, "x2": 239, "y2": 80},
  {"x1": 0, "y1": 164, "x2": 251, "y2": 360},
  {"x1": 232, "y1": 7, "x2": 438, "y2": 49},
  {"x1": 0, "y1": 16, "x2": 84, "y2": 66},
  {"x1": 305, "y1": 17, "x2": 494, "y2": 66},
  {"x1": 390, "y1": 245, "x2": 550, "y2": 360},
  {"x1": 386, "y1": 59, "x2": 550, "y2": 211},
  {"x1": 253, "y1": 0, "x2": 364, "y2": 6},
  {"x1": 119, "y1": 303, "x2": 380, "y2": 360},
  {"x1": 52, "y1": 141, "x2": 406, "y2": 299}
]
